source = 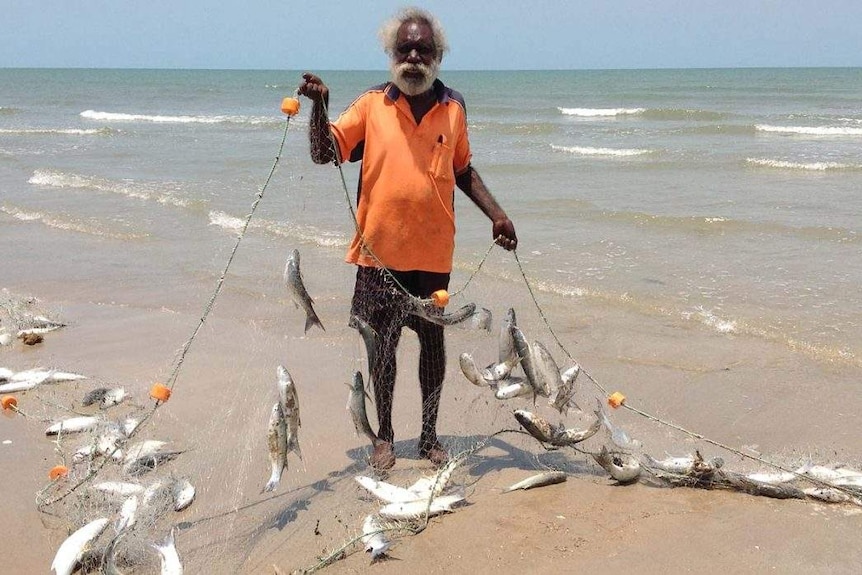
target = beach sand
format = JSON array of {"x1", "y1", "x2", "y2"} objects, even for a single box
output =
[{"x1": 2, "y1": 241, "x2": 862, "y2": 575}]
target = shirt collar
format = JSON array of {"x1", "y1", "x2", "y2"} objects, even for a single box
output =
[{"x1": 385, "y1": 78, "x2": 448, "y2": 103}]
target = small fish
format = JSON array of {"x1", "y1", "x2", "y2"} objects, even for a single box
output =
[
  {"x1": 355, "y1": 476, "x2": 425, "y2": 504},
  {"x1": 102, "y1": 531, "x2": 128, "y2": 575},
  {"x1": 82, "y1": 387, "x2": 110, "y2": 407},
  {"x1": 30, "y1": 315, "x2": 67, "y2": 330},
  {"x1": 90, "y1": 481, "x2": 145, "y2": 497},
  {"x1": 51, "y1": 517, "x2": 110, "y2": 575},
  {"x1": 348, "y1": 315, "x2": 379, "y2": 387},
  {"x1": 509, "y1": 325, "x2": 544, "y2": 397},
  {"x1": 172, "y1": 478, "x2": 196, "y2": 511},
  {"x1": 804, "y1": 464, "x2": 862, "y2": 483},
  {"x1": 123, "y1": 450, "x2": 184, "y2": 476},
  {"x1": 744, "y1": 471, "x2": 797, "y2": 484},
  {"x1": 263, "y1": 402, "x2": 288, "y2": 493},
  {"x1": 550, "y1": 363, "x2": 581, "y2": 415},
  {"x1": 495, "y1": 379, "x2": 533, "y2": 400},
  {"x1": 803, "y1": 487, "x2": 853, "y2": 503},
  {"x1": 592, "y1": 446, "x2": 642, "y2": 483},
  {"x1": 595, "y1": 399, "x2": 641, "y2": 450},
  {"x1": 408, "y1": 301, "x2": 477, "y2": 326},
  {"x1": 17, "y1": 326, "x2": 63, "y2": 337},
  {"x1": 276, "y1": 366, "x2": 303, "y2": 461},
  {"x1": 481, "y1": 355, "x2": 521, "y2": 382},
  {"x1": 284, "y1": 249, "x2": 325, "y2": 333},
  {"x1": 644, "y1": 454, "x2": 698, "y2": 475},
  {"x1": 72, "y1": 430, "x2": 125, "y2": 463},
  {"x1": 45, "y1": 416, "x2": 102, "y2": 436},
  {"x1": 362, "y1": 515, "x2": 392, "y2": 560},
  {"x1": 82, "y1": 387, "x2": 126, "y2": 409},
  {"x1": 378, "y1": 494, "x2": 465, "y2": 520},
  {"x1": 458, "y1": 353, "x2": 486, "y2": 387},
  {"x1": 347, "y1": 371, "x2": 380, "y2": 446},
  {"x1": 531, "y1": 341, "x2": 561, "y2": 398},
  {"x1": 550, "y1": 417, "x2": 602, "y2": 446},
  {"x1": 459, "y1": 306, "x2": 492, "y2": 331},
  {"x1": 152, "y1": 528, "x2": 183, "y2": 575},
  {"x1": 12, "y1": 368, "x2": 85, "y2": 383},
  {"x1": 498, "y1": 307, "x2": 518, "y2": 364},
  {"x1": 0, "y1": 379, "x2": 43, "y2": 393},
  {"x1": 123, "y1": 440, "x2": 169, "y2": 464},
  {"x1": 115, "y1": 495, "x2": 139, "y2": 532},
  {"x1": 503, "y1": 471, "x2": 567, "y2": 493},
  {"x1": 513, "y1": 409, "x2": 554, "y2": 443}
]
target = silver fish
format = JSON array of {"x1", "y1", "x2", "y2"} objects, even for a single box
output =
[
  {"x1": 115, "y1": 495, "x2": 139, "y2": 532},
  {"x1": 494, "y1": 379, "x2": 533, "y2": 400},
  {"x1": 45, "y1": 416, "x2": 102, "y2": 436},
  {"x1": 51, "y1": 517, "x2": 109, "y2": 575},
  {"x1": 152, "y1": 528, "x2": 183, "y2": 575},
  {"x1": 90, "y1": 481, "x2": 145, "y2": 497},
  {"x1": 124, "y1": 449, "x2": 184, "y2": 476},
  {"x1": 82, "y1": 387, "x2": 126, "y2": 409},
  {"x1": 513, "y1": 409, "x2": 554, "y2": 443},
  {"x1": 263, "y1": 402, "x2": 288, "y2": 493},
  {"x1": 378, "y1": 493, "x2": 465, "y2": 520},
  {"x1": 102, "y1": 531, "x2": 128, "y2": 575},
  {"x1": 803, "y1": 487, "x2": 854, "y2": 504},
  {"x1": 499, "y1": 307, "x2": 518, "y2": 364},
  {"x1": 284, "y1": 249, "x2": 325, "y2": 333},
  {"x1": 348, "y1": 314, "x2": 379, "y2": 387},
  {"x1": 276, "y1": 366, "x2": 302, "y2": 462},
  {"x1": 347, "y1": 371, "x2": 380, "y2": 446},
  {"x1": 362, "y1": 515, "x2": 392, "y2": 560},
  {"x1": 355, "y1": 476, "x2": 425, "y2": 504},
  {"x1": 172, "y1": 478, "x2": 196, "y2": 511},
  {"x1": 644, "y1": 453, "x2": 725, "y2": 475},
  {"x1": 481, "y1": 355, "x2": 521, "y2": 382},
  {"x1": 0, "y1": 379, "x2": 43, "y2": 393},
  {"x1": 503, "y1": 470, "x2": 567, "y2": 493},
  {"x1": 550, "y1": 417, "x2": 602, "y2": 446},
  {"x1": 550, "y1": 363, "x2": 581, "y2": 415},
  {"x1": 123, "y1": 440, "x2": 169, "y2": 464},
  {"x1": 531, "y1": 341, "x2": 561, "y2": 398},
  {"x1": 458, "y1": 353, "x2": 486, "y2": 387},
  {"x1": 595, "y1": 399, "x2": 641, "y2": 450},
  {"x1": 458, "y1": 306, "x2": 492, "y2": 331},
  {"x1": 408, "y1": 301, "x2": 477, "y2": 326},
  {"x1": 593, "y1": 446, "x2": 642, "y2": 483},
  {"x1": 509, "y1": 325, "x2": 544, "y2": 397}
]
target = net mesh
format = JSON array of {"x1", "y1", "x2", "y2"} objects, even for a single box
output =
[{"x1": 3, "y1": 108, "x2": 861, "y2": 575}]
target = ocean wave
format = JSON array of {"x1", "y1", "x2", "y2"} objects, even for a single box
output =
[
  {"x1": 557, "y1": 107, "x2": 646, "y2": 117},
  {"x1": 641, "y1": 108, "x2": 729, "y2": 121},
  {"x1": 745, "y1": 158, "x2": 861, "y2": 171},
  {"x1": 0, "y1": 127, "x2": 114, "y2": 136},
  {"x1": 28, "y1": 169, "x2": 200, "y2": 208},
  {"x1": 550, "y1": 144, "x2": 653, "y2": 157},
  {"x1": 80, "y1": 110, "x2": 281, "y2": 126},
  {"x1": 208, "y1": 211, "x2": 349, "y2": 248},
  {"x1": 755, "y1": 124, "x2": 862, "y2": 136},
  {"x1": 0, "y1": 204, "x2": 146, "y2": 240},
  {"x1": 0, "y1": 107, "x2": 21, "y2": 115}
]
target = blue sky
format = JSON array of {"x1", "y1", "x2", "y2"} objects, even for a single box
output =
[{"x1": 3, "y1": 1, "x2": 861, "y2": 70}]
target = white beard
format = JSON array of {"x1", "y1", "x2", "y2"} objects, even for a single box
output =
[{"x1": 390, "y1": 59, "x2": 439, "y2": 96}]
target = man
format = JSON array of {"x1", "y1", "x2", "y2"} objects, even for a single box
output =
[{"x1": 298, "y1": 7, "x2": 517, "y2": 470}]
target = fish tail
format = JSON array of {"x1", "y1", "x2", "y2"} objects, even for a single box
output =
[{"x1": 304, "y1": 313, "x2": 325, "y2": 333}]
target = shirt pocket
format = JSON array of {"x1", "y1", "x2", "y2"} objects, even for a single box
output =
[{"x1": 430, "y1": 135, "x2": 454, "y2": 182}]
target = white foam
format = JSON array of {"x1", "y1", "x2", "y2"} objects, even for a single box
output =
[
  {"x1": 755, "y1": 124, "x2": 862, "y2": 136},
  {"x1": 0, "y1": 205, "x2": 144, "y2": 240},
  {"x1": 558, "y1": 107, "x2": 646, "y2": 117},
  {"x1": 683, "y1": 306, "x2": 737, "y2": 334},
  {"x1": 208, "y1": 210, "x2": 247, "y2": 234},
  {"x1": 209, "y1": 210, "x2": 348, "y2": 248},
  {"x1": 746, "y1": 158, "x2": 855, "y2": 171},
  {"x1": 551, "y1": 144, "x2": 652, "y2": 157},
  {"x1": 28, "y1": 169, "x2": 194, "y2": 208},
  {"x1": 0, "y1": 128, "x2": 110, "y2": 135},
  {"x1": 80, "y1": 110, "x2": 276, "y2": 126}
]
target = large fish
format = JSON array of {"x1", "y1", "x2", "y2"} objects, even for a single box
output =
[
  {"x1": 531, "y1": 341, "x2": 562, "y2": 398},
  {"x1": 510, "y1": 325, "x2": 548, "y2": 397},
  {"x1": 263, "y1": 402, "x2": 288, "y2": 493},
  {"x1": 408, "y1": 301, "x2": 477, "y2": 326},
  {"x1": 503, "y1": 471, "x2": 567, "y2": 493},
  {"x1": 284, "y1": 249, "x2": 325, "y2": 333},
  {"x1": 51, "y1": 517, "x2": 109, "y2": 575},
  {"x1": 152, "y1": 528, "x2": 183, "y2": 575},
  {"x1": 499, "y1": 308, "x2": 518, "y2": 364},
  {"x1": 347, "y1": 371, "x2": 380, "y2": 446},
  {"x1": 277, "y1": 366, "x2": 302, "y2": 461}
]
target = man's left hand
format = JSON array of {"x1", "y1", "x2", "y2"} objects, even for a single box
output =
[{"x1": 493, "y1": 218, "x2": 517, "y2": 251}]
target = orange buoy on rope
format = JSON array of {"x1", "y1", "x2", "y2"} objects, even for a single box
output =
[
  {"x1": 1, "y1": 395, "x2": 17, "y2": 411},
  {"x1": 280, "y1": 97, "x2": 301, "y2": 116},
  {"x1": 608, "y1": 391, "x2": 626, "y2": 409},
  {"x1": 149, "y1": 383, "x2": 172, "y2": 403},
  {"x1": 431, "y1": 289, "x2": 449, "y2": 308},
  {"x1": 49, "y1": 465, "x2": 69, "y2": 480}
]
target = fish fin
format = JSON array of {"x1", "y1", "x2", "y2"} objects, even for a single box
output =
[{"x1": 304, "y1": 314, "x2": 325, "y2": 333}]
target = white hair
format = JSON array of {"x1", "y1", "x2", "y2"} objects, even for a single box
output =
[{"x1": 378, "y1": 6, "x2": 449, "y2": 62}]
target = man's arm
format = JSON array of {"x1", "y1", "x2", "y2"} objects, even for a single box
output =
[
  {"x1": 456, "y1": 165, "x2": 518, "y2": 251},
  {"x1": 298, "y1": 73, "x2": 336, "y2": 164}
]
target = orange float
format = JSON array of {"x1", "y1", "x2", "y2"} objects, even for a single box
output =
[
  {"x1": 280, "y1": 97, "x2": 301, "y2": 116},
  {"x1": 608, "y1": 392, "x2": 627, "y2": 409},
  {"x1": 431, "y1": 289, "x2": 450, "y2": 308},
  {"x1": 149, "y1": 383, "x2": 172, "y2": 403},
  {"x1": 49, "y1": 465, "x2": 69, "y2": 480},
  {"x1": 1, "y1": 395, "x2": 18, "y2": 411}
]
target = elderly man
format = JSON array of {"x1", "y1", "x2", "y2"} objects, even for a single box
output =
[{"x1": 299, "y1": 7, "x2": 517, "y2": 470}]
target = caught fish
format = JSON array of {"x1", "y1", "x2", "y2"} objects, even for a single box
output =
[
  {"x1": 513, "y1": 409, "x2": 554, "y2": 443},
  {"x1": 744, "y1": 464, "x2": 809, "y2": 485},
  {"x1": 102, "y1": 531, "x2": 127, "y2": 575},
  {"x1": 481, "y1": 355, "x2": 521, "y2": 382},
  {"x1": 115, "y1": 495, "x2": 139, "y2": 532},
  {"x1": 90, "y1": 481, "x2": 145, "y2": 497},
  {"x1": 378, "y1": 493, "x2": 465, "y2": 520},
  {"x1": 503, "y1": 470, "x2": 567, "y2": 493},
  {"x1": 123, "y1": 440, "x2": 169, "y2": 464},
  {"x1": 362, "y1": 515, "x2": 392, "y2": 560},
  {"x1": 803, "y1": 487, "x2": 854, "y2": 504},
  {"x1": 348, "y1": 314, "x2": 379, "y2": 385},
  {"x1": 263, "y1": 402, "x2": 288, "y2": 493},
  {"x1": 347, "y1": 371, "x2": 380, "y2": 446},
  {"x1": 494, "y1": 379, "x2": 532, "y2": 400},
  {"x1": 499, "y1": 307, "x2": 518, "y2": 364},
  {"x1": 123, "y1": 449, "x2": 184, "y2": 476},
  {"x1": 11, "y1": 368, "x2": 85, "y2": 383},
  {"x1": 152, "y1": 528, "x2": 183, "y2": 575},
  {"x1": 172, "y1": 478, "x2": 196, "y2": 511},
  {"x1": 276, "y1": 365, "x2": 302, "y2": 461},
  {"x1": 644, "y1": 453, "x2": 725, "y2": 476},
  {"x1": 510, "y1": 325, "x2": 546, "y2": 397},
  {"x1": 408, "y1": 301, "x2": 477, "y2": 326},
  {"x1": 592, "y1": 446, "x2": 642, "y2": 483},
  {"x1": 0, "y1": 367, "x2": 13, "y2": 381},
  {"x1": 803, "y1": 464, "x2": 862, "y2": 483},
  {"x1": 595, "y1": 399, "x2": 641, "y2": 450},
  {"x1": 550, "y1": 363, "x2": 581, "y2": 415},
  {"x1": 458, "y1": 353, "x2": 486, "y2": 387},
  {"x1": 17, "y1": 326, "x2": 63, "y2": 337},
  {"x1": 550, "y1": 417, "x2": 601, "y2": 446},
  {"x1": 463, "y1": 306, "x2": 492, "y2": 331},
  {"x1": 355, "y1": 476, "x2": 425, "y2": 504},
  {"x1": 284, "y1": 249, "x2": 325, "y2": 333},
  {"x1": 45, "y1": 416, "x2": 102, "y2": 436},
  {"x1": 82, "y1": 387, "x2": 126, "y2": 409},
  {"x1": 531, "y1": 341, "x2": 561, "y2": 398},
  {"x1": 51, "y1": 517, "x2": 110, "y2": 575},
  {"x1": 72, "y1": 430, "x2": 125, "y2": 463},
  {"x1": 0, "y1": 379, "x2": 44, "y2": 393}
]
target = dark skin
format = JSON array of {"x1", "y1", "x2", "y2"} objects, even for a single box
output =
[{"x1": 298, "y1": 20, "x2": 517, "y2": 251}]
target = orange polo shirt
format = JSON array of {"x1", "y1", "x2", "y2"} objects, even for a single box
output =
[{"x1": 330, "y1": 79, "x2": 472, "y2": 273}]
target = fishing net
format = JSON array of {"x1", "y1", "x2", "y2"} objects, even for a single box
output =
[{"x1": 4, "y1": 93, "x2": 861, "y2": 575}]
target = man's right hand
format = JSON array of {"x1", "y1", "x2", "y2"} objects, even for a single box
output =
[{"x1": 298, "y1": 73, "x2": 329, "y2": 103}]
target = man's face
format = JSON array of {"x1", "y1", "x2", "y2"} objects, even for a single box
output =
[{"x1": 390, "y1": 21, "x2": 439, "y2": 96}]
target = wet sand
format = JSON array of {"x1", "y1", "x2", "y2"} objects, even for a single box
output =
[{"x1": 2, "y1": 241, "x2": 862, "y2": 574}]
